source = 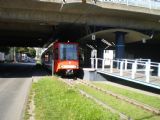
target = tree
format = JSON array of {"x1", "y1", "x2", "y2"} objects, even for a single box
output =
[
  {"x1": 0, "y1": 47, "x2": 10, "y2": 54},
  {"x1": 27, "y1": 48, "x2": 36, "y2": 58},
  {"x1": 16, "y1": 47, "x2": 36, "y2": 58},
  {"x1": 15, "y1": 47, "x2": 28, "y2": 53}
]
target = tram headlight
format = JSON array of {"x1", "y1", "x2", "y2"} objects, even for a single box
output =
[
  {"x1": 60, "y1": 65, "x2": 77, "y2": 69},
  {"x1": 60, "y1": 65, "x2": 64, "y2": 68}
]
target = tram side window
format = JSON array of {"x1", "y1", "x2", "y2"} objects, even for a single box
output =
[
  {"x1": 54, "y1": 48, "x2": 58, "y2": 60},
  {"x1": 49, "y1": 52, "x2": 53, "y2": 62},
  {"x1": 45, "y1": 54, "x2": 49, "y2": 62}
]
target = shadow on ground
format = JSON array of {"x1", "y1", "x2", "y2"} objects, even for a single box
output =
[{"x1": 0, "y1": 63, "x2": 49, "y2": 78}]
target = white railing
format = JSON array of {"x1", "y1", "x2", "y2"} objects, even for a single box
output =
[
  {"x1": 98, "y1": 0, "x2": 160, "y2": 10},
  {"x1": 91, "y1": 58, "x2": 160, "y2": 83},
  {"x1": 37, "y1": 0, "x2": 160, "y2": 10}
]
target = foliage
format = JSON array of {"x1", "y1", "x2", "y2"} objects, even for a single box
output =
[
  {"x1": 33, "y1": 77, "x2": 119, "y2": 120},
  {"x1": 0, "y1": 47, "x2": 10, "y2": 54},
  {"x1": 15, "y1": 47, "x2": 28, "y2": 53},
  {"x1": 27, "y1": 48, "x2": 36, "y2": 58},
  {"x1": 16, "y1": 47, "x2": 36, "y2": 58}
]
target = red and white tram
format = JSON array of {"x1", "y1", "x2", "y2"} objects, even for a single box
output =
[{"x1": 41, "y1": 41, "x2": 79, "y2": 76}]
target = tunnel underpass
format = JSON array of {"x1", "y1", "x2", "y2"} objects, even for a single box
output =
[
  {"x1": 0, "y1": 1, "x2": 160, "y2": 120},
  {"x1": 0, "y1": 23, "x2": 160, "y2": 62}
]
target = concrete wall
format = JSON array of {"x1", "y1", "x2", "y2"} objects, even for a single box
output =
[{"x1": 82, "y1": 69, "x2": 107, "y2": 81}]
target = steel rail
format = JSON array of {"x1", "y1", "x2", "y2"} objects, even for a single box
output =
[
  {"x1": 78, "y1": 80, "x2": 160, "y2": 115},
  {"x1": 58, "y1": 78, "x2": 130, "y2": 120},
  {"x1": 79, "y1": 89, "x2": 130, "y2": 120}
]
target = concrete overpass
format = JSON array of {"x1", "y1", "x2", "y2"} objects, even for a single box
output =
[{"x1": 0, "y1": 0, "x2": 160, "y2": 47}]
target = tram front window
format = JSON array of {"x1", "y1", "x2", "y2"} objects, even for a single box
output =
[{"x1": 60, "y1": 44, "x2": 78, "y2": 60}]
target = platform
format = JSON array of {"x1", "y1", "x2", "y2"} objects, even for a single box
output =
[
  {"x1": 97, "y1": 68, "x2": 160, "y2": 89},
  {"x1": 88, "y1": 58, "x2": 160, "y2": 89}
]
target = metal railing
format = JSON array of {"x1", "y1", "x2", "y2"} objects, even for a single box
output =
[
  {"x1": 98, "y1": 0, "x2": 160, "y2": 10},
  {"x1": 91, "y1": 58, "x2": 160, "y2": 83},
  {"x1": 37, "y1": 0, "x2": 160, "y2": 10}
]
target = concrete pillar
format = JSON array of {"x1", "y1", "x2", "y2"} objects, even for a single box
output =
[
  {"x1": 115, "y1": 32, "x2": 126, "y2": 59},
  {"x1": 84, "y1": 47, "x2": 91, "y2": 67},
  {"x1": 96, "y1": 39, "x2": 104, "y2": 58}
]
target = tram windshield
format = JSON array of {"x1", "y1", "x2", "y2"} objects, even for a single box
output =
[{"x1": 60, "y1": 44, "x2": 78, "y2": 60}]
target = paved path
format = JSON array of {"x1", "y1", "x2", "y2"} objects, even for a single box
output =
[
  {"x1": 0, "y1": 63, "x2": 47, "y2": 120},
  {"x1": 0, "y1": 77, "x2": 32, "y2": 120}
]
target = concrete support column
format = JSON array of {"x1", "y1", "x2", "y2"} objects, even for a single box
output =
[
  {"x1": 96, "y1": 38, "x2": 104, "y2": 58},
  {"x1": 115, "y1": 32, "x2": 126, "y2": 59}
]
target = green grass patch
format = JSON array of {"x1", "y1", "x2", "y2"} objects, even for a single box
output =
[
  {"x1": 93, "y1": 82, "x2": 160, "y2": 109},
  {"x1": 33, "y1": 77, "x2": 119, "y2": 120},
  {"x1": 36, "y1": 60, "x2": 41, "y2": 65},
  {"x1": 24, "y1": 101, "x2": 30, "y2": 120},
  {"x1": 24, "y1": 87, "x2": 33, "y2": 120},
  {"x1": 78, "y1": 84, "x2": 160, "y2": 120}
]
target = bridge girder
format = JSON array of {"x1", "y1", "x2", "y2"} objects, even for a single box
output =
[{"x1": 0, "y1": 0, "x2": 160, "y2": 47}]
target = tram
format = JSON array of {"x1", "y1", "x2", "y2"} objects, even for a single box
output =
[{"x1": 41, "y1": 41, "x2": 79, "y2": 76}]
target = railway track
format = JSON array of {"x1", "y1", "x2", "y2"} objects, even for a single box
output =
[
  {"x1": 58, "y1": 78, "x2": 131, "y2": 120},
  {"x1": 58, "y1": 77, "x2": 160, "y2": 120},
  {"x1": 77, "y1": 79, "x2": 160, "y2": 115}
]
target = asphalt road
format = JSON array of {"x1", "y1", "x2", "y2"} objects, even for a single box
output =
[{"x1": 0, "y1": 63, "x2": 47, "y2": 120}]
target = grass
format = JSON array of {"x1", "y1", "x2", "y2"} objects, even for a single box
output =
[
  {"x1": 93, "y1": 82, "x2": 160, "y2": 109},
  {"x1": 24, "y1": 100, "x2": 30, "y2": 120},
  {"x1": 24, "y1": 87, "x2": 33, "y2": 120},
  {"x1": 78, "y1": 84, "x2": 160, "y2": 120},
  {"x1": 32, "y1": 77, "x2": 119, "y2": 120},
  {"x1": 36, "y1": 60, "x2": 41, "y2": 65}
]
